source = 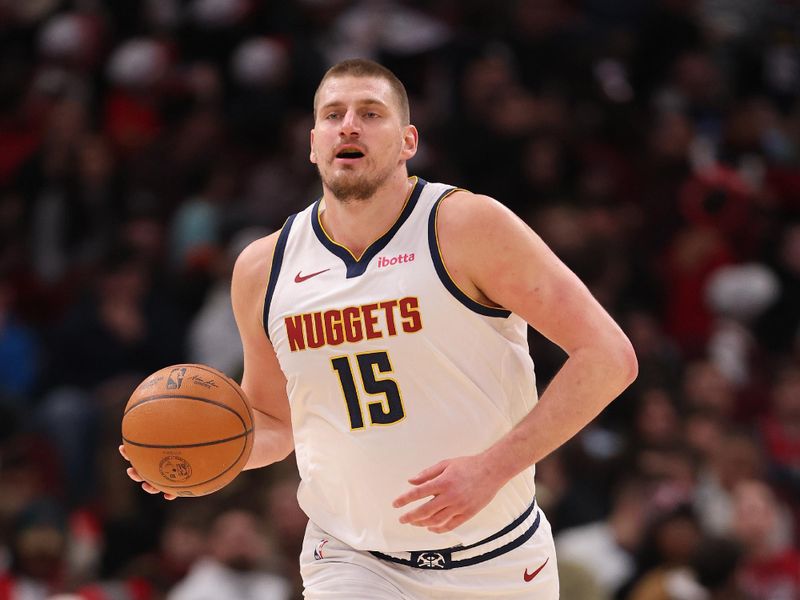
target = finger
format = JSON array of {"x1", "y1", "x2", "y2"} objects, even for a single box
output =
[
  {"x1": 118, "y1": 445, "x2": 130, "y2": 461},
  {"x1": 141, "y1": 482, "x2": 176, "y2": 501},
  {"x1": 393, "y1": 481, "x2": 441, "y2": 509},
  {"x1": 141, "y1": 482, "x2": 162, "y2": 495},
  {"x1": 407, "y1": 506, "x2": 458, "y2": 528},
  {"x1": 428, "y1": 513, "x2": 469, "y2": 534},
  {"x1": 127, "y1": 467, "x2": 144, "y2": 482},
  {"x1": 127, "y1": 467, "x2": 176, "y2": 500},
  {"x1": 407, "y1": 461, "x2": 448, "y2": 485},
  {"x1": 398, "y1": 495, "x2": 448, "y2": 524}
]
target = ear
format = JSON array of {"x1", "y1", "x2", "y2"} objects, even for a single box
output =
[
  {"x1": 400, "y1": 125, "x2": 418, "y2": 161},
  {"x1": 309, "y1": 129, "x2": 317, "y2": 164}
]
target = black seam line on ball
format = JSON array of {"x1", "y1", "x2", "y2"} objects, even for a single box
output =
[
  {"x1": 121, "y1": 428, "x2": 253, "y2": 449},
  {"x1": 124, "y1": 395, "x2": 247, "y2": 428}
]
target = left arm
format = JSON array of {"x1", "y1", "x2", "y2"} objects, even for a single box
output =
[{"x1": 393, "y1": 192, "x2": 638, "y2": 532}]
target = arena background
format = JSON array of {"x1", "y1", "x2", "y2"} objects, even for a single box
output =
[{"x1": 0, "y1": 1, "x2": 799, "y2": 598}]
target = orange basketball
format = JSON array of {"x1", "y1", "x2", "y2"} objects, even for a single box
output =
[{"x1": 122, "y1": 364, "x2": 253, "y2": 497}]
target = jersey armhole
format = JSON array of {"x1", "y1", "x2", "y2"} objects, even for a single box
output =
[
  {"x1": 263, "y1": 213, "x2": 298, "y2": 340},
  {"x1": 427, "y1": 189, "x2": 511, "y2": 319}
]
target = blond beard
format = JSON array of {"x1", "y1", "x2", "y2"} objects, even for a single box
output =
[{"x1": 320, "y1": 162, "x2": 395, "y2": 203}]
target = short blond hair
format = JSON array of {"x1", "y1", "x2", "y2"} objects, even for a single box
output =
[{"x1": 313, "y1": 58, "x2": 410, "y2": 125}]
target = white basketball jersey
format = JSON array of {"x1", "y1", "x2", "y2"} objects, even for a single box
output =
[{"x1": 264, "y1": 177, "x2": 538, "y2": 552}]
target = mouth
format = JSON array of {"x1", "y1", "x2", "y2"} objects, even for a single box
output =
[{"x1": 334, "y1": 146, "x2": 365, "y2": 162}]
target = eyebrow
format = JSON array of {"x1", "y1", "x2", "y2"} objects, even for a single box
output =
[{"x1": 318, "y1": 97, "x2": 389, "y2": 112}]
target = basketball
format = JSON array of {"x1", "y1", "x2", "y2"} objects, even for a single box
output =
[{"x1": 121, "y1": 364, "x2": 254, "y2": 497}]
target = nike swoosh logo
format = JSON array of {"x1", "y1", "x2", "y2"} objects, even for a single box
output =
[
  {"x1": 523, "y1": 557, "x2": 549, "y2": 582},
  {"x1": 295, "y1": 269, "x2": 330, "y2": 283}
]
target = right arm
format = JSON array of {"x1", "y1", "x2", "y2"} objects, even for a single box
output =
[
  {"x1": 119, "y1": 230, "x2": 294, "y2": 497},
  {"x1": 231, "y1": 233, "x2": 294, "y2": 469}
]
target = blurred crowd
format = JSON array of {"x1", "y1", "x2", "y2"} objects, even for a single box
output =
[{"x1": 0, "y1": 0, "x2": 799, "y2": 599}]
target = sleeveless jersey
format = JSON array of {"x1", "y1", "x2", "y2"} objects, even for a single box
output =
[{"x1": 264, "y1": 177, "x2": 538, "y2": 552}]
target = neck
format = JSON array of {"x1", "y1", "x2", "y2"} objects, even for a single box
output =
[{"x1": 320, "y1": 171, "x2": 414, "y2": 258}]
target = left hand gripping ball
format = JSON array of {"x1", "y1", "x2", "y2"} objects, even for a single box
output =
[{"x1": 122, "y1": 364, "x2": 254, "y2": 497}]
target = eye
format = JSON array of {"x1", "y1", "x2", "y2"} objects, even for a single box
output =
[
  {"x1": 325, "y1": 112, "x2": 340, "y2": 120},
  {"x1": 365, "y1": 111, "x2": 380, "y2": 119}
]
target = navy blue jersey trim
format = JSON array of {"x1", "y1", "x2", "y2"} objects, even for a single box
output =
[
  {"x1": 263, "y1": 213, "x2": 297, "y2": 340},
  {"x1": 453, "y1": 496, "x2": 536, "y2": 551},
  {"x1": 369, "y1": 501, "x2": 540, "y2": 570},
  {"x1": 427, "y1": 190, "x2": 511, "y2": 318},
  {"x1": 311, "y1": 178, "x2": 426, "y2": 278}
]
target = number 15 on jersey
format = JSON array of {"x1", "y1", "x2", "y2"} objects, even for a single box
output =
[{"x1": 331, "y1": 351, "x2": 405, "y2": 429}]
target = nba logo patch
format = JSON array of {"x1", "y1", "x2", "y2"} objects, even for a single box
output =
[{"x1": 314, "y1": 539, "x2": 329, "y2": 560}]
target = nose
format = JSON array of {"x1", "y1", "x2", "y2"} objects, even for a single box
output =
[{"x1": 339, "y1": 110, "x2": 361, "y2": 137}]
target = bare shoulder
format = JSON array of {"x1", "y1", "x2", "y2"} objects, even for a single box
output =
[
  {"x1": 437, "y1": 190, "x2": 527, "y2": 251},
  {"x1": 437, "y1": 190, "x2": 517, "y2": 231},
  {"x1": 437, "y1": 190, "x2": 532, "y2": 259},
  {"x1": 232, "y1": 231, "x2": 281, "y2": 290},
  {"x1": 231, "y1": 230, "x2": 282, "y2": 327},
  {"x1": 435, "y1": 190, "x2": 530, "y2": 307}
]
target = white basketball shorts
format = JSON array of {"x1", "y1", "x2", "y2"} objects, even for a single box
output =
[{"x1": 300, "y1": 500, "x2": 559, "y2": 599}]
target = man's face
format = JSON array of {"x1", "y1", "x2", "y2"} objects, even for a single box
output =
[{"x1": 310, "y1": 75, "x2": 416, "y2": 202}]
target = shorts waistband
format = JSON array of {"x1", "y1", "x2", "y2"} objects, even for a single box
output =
[{"x1": 370, "y1": 498, "x2": 539, "y2": 570}]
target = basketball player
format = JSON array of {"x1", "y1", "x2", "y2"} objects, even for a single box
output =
[{"x1": 122, "y1": 59, "x2": 638, "y2": 598}]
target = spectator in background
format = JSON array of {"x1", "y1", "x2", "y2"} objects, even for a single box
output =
[
  {"x1": 730, "y1": 479, "x2": 800, "y2": 600},
  {"x1": 757, "y1": 364, "x2": 800, "y2": 503},
  {"x1": 621, "y1": 534, "x2": 745, "y2": 600},
  {"x1": 0, "y1": 436, "x2": 63, "y2": 572},
  {"x1": 187, "y1": 227, "x2": 271, "y2": 376},
  {"x1": 167, "y1": 508, "x2": 290, "y2": 600},
  {"x1": 263, "y1": 472, "x2": 307, "y2": 599},
  {"x1": 75, "y1": 577, "x2": 153, "y2": 600},
  {"x1": 240, "y1": 114, "x2": 322, "y2": 230},
  {"x1": 226, "y1": 36, "x2": 291, "y2": 152},
  {"x1": 0, "y1": 275, "x2": 40, "y2": 413},
  {"x1": 688, "y1": 535, "x2": 744, "y2": 600},
  {"x1": 683, "y1": 407, "x2": 727, "y2": 466},
  {"x1": 704, "y1": 263, "x2": 780, "y2": 390},
  {"x1": 694, "y1": 428, "x2": 765, "y2": 538},
  {"x1": 103, "y1": 38, "x2": 169, "y2": 159},
  {"x1": 0, "y1": 499, "x2": 69, "y2": 599},
  {"x1": 623, "y1": 504, "x2": 704, "y2": 600},
  {"x1": 758, "y1": 222, "x2": 800, "y2": 355},
  {"x1": 168, "y1": 162, "x2": 240, "y2": 276},
  {"x1": 0, "y1": 191, "x2": 28, "y2": 276},
  {"x1": 681, "y1": 359, "x2": 738, "y2": 422},
  {"x1": 555, "y1": 477, "x2": 647, "y2": 597},
  {"x1": 20, "y1": 97, "x2": 91, "y2": 286},
  {"x1": 105, "y1": 504, "x2": 209, "y2": 599},
  {"x1": 446, "y1": 49, "x2": 533, "y2": 202},
  {"x1": 661, "y1": 206, "x2": 734, "y2": 357},
  {"x1": 632, "y1": 388, "x2": 683, "y2": 452},
  {"x1": 623, "y1": 309, "x2": 683, "y2": 392},
  {"x1": 46, "y1": 244, "x2": 185, "y2": 389}
]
